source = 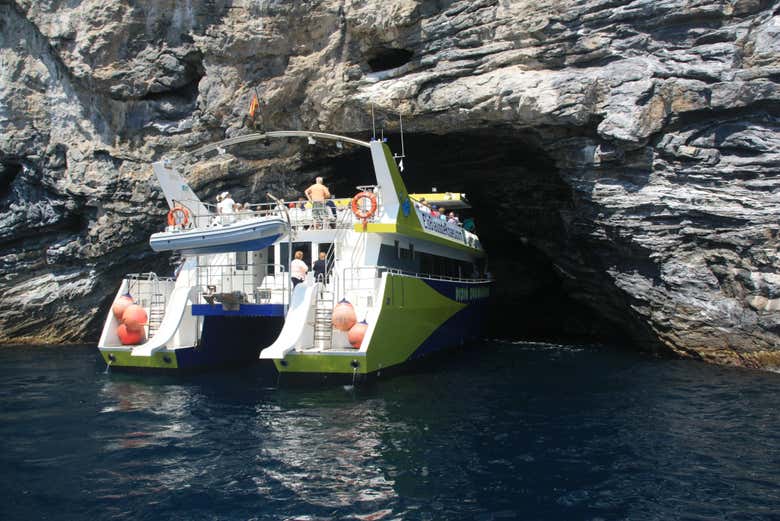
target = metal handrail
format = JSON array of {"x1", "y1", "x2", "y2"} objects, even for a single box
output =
[
  {"x1": 161, "y1": 198, "x2": 371, "y2": 233},
  {"x1": 186, "y1": 262, "x2": 291, "y2": 306}
]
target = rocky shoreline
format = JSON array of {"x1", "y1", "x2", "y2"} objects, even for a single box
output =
[{"x1": 1, "y1": 1, "x2": 778, "y2": 368}]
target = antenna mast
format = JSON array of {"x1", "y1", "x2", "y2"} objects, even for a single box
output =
[
  {"x1": 394, "y1": 112, "x2": 405, "y2": 159},
  {"x1": 371, "y1": 104, "x2": 376, "y2": 140}
]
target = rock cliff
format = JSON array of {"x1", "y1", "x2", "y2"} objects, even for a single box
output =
[{"x1": 1, "y1": 0, "x2": 778, "y2": 367}]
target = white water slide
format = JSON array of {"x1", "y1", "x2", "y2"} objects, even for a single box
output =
[{"x1": 259, "y1": 283, "x2": 317, "y2": 360}]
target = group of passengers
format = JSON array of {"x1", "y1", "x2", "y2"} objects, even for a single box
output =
[
  {"x1": 415, "y1": 197, "x2": 476, "y2": 232},
  {"x1": 212, "y1": 191, "x2": 254, "y2": 224},
  {"x1": 290, "y1": 250, "x2": 329, "y2": 288},
  {"x1": 285, "y1": 177, "x2": 339, "y2": 230}
]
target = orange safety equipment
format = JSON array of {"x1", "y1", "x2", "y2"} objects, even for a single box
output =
[
  {"x1": 167, "y1": 206, "x2": 190, "y2": 227},
  {"x1": 350, "y1": 192, "x2": 378, "y2": 220}
]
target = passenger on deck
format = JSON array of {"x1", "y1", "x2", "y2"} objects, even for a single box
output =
[
  {"x1": 313, "y1": 251, "x2": 328, "y2": 283},
  {"x1": 417, "y1": 198, "x2": 431, "y2": 213},
  {"x1": 463, "y1": 217, "x2": 476, "y2": 232},
  {"x1": 217, "y1": 192, "x2": 236, "y2": 224},
  {"x1": 448, "y1": 212, "x2": 459, "y2": 225},
  {"x1": 291, "y1": 250, "x2": 308, "y2": 288},
  {"x1": 305, "y1": 177, "x2": 331, "y2": 230},
  {"x1": 326, "y1": 196, "x2": 338, "y2": 228},
  {"x1": 438, "y1": 207, "x2": 448, "y2": 221},
  {"x1": 430, "y1": 205, "x2": 440, "y2": 218}
]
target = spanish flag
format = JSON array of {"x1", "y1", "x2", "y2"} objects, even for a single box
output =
[{"x1": 248, "y1": 93, "x2": 260, "y2": 119}]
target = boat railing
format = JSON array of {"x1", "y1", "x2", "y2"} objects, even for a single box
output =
[
  {"x1": 381, "y1": 267, "x2": 492, "y2": 284},
  {"x1": 186, "y1": 263, "x2": 291, "y2": 307},
  {"x1": 120, "y1": 273, "x2": 177, "y2": 331},
  {"x1": 165, "y1": 198, "x2": 370, "y2": 233},
  {"x1": 341, "y1": 265, "x2": 491, "y2": 293}
]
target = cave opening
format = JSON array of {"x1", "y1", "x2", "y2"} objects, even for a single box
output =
[
  {"x1": 302, "y1": 131, "x2": 629, "y2": 344},
  {"x1": 0, "y1": 160, "x2": 22, "y2": 202},
  {"x1": 365, "y1": 47, "x2": 414, "y2": 72}
]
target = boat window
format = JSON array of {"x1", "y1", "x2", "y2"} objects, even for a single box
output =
[
  {"x1": 279, "y1": 242, "x2": 311, "y2": 272},
  {"x1": 394, "y1": 240, "x2": 400, "y2": 260},
  {"x1": 266, "y1": 245, "x2": 275, "y2": 275},
  {"x1": 236, "y1": 251, "x2": 248, "y2": 271}
]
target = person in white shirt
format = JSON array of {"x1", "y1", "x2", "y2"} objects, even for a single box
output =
[
  {"x1": 290, "y1": 250, "x2": 308, "y2": 288},
  {"x1": 217, "y1": 192, "x2": 235, "y2": 223}
]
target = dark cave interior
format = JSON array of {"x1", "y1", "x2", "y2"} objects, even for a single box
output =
[{"x1": 294, "y1": 131, "x2": 630, "y2": 344}]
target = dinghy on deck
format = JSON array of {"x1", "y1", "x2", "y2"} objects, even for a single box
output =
[{"x1": 149, "y1": 216, "x2": 287, "y2": 255}]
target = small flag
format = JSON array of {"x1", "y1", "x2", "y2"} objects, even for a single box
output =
[
  {"x1": 248, "y1": 94, "x2": 260, "y2": 119},
  {"x1": 399, "y1": 159, "x2": 404, "y2": 172}
]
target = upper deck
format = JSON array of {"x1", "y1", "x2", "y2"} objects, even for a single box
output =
[{"x1": 153, "y1": 131, "x2": 485, "y2": 256}]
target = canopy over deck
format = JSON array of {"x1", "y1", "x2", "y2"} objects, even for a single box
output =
[{"x1": 409, "y1": 192, "x2": 471, "y2": 209}]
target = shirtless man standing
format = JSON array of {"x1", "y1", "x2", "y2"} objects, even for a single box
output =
[{"x1": 305, "y1": 177, "x2": 331, "y2": 229}]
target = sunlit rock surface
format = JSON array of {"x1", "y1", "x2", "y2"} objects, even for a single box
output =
[{"x1": 1, "y1": 0, "x2": 778, "y2": 367}]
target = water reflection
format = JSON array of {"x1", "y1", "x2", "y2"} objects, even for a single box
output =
[
  {"x1": 254, "y1": 396, "x2": 399, "y2": 511},
  {"x1": 3, "y1": 344, "x2": 780, "y2": 521}
]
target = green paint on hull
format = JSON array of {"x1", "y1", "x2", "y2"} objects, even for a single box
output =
[
  {"x1": 364, "y1": 275, "x2": 465, "y2": 372},
  {"x1": 273, "y1": 353, "x2": 364, "y2": 374},
  {"x1": 99, "y1": 348, "x2": 179, "y2": 369},
  {"x1": 276, "y1": 274, "x2": 464, "y2": 375}
]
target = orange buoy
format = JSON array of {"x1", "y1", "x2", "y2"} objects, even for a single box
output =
[
  {"x1": 167, "y1": 206, "x2": 190, "y2": 227},
  {"x1": 112, "y1": 294, "x2": 134, "y2": 320},
  {"x1": 117, "y1": 323, "x2": 145, "y2": 345},
  {"x1": 122, "y1": 304, "x2": 148, "y2": 332},
  {"x1": 332, "y1": 299, "x2": 357, "y2": 331},
  {"x1": 350, "y1": 191, "x2": 378, "y2": 220},
  {"x1": 348, "y1": 320, "x2": 368, "y2": 349}
]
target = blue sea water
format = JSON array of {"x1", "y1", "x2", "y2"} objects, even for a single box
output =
[{"x1": 1, "y1": 342, "x2": 780, "y2": 521}]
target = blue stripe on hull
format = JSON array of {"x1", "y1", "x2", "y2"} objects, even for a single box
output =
[
  {"x1": 175, "y1": 316, "x2": 283, "y2": 370},
  {"x1": 179, "y1": 234, "x2": 281, "y2": 254},
  {"x1": 191, "y1": 304, "x2": 285, "y2": 317},
  {"x1": 408, "y1": 278, "x2": 490, "y2": 361}
]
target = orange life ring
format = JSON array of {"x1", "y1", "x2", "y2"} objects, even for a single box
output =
[
  {"x1": 351, "y1": 192, "x2": 378, "y2": 220},
  {"x1": 167, "y1": 206, "x2": 189, "y2": 227}
]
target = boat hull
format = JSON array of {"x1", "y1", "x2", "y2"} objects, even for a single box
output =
[
  {"x1": 273, "y1": 274, "x2": 490, "y2": 379},
  {"x1": 99, "y1": 316, "x2": 283, "y2": 371},
  {"x1": 149, "y1": 217, "x2": 286, "y2": 254}
]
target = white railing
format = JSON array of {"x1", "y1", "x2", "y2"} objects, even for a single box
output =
[
  {"x1": 165, "y1": 197, "x2": 379, "y2": 233},
  {"x1": 122, "y1": 273, "x2": 176, "y2": 309},
  {"x1": 183, "y1": 263, "x2": 291, "y2": 307}
]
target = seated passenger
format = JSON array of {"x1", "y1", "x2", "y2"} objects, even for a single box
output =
[{"x1": 430, "y1": 205, "x2": 440, "y2": 218}]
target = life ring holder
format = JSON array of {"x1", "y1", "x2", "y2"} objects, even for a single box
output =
[
  {"x1": 167, "y1": 206, "x2": 190, "y2": 228},
  {"x1": 351, "y1": 191, "x2": 378, "y2": 223}
]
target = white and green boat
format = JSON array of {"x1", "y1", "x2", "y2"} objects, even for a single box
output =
[{"x1": 97, "y1": 131, "x2": 491, "y2": 381}]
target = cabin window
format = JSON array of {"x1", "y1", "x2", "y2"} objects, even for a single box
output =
[
  {"x1": 236, "y1": 251, "x2": 248, "y2": 271},
  {"x1": 394, "y1": 240, "x2": 400, "y2": 259},
  {"x1": 400, "y1": 247, "x2": 411, "y2": 260},
  {"x1": 266, "y1": 245, "x2": 275, "y2": 275}
]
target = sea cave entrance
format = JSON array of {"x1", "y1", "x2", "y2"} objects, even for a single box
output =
[{"x1": 296, "y1": 130, "x2": 630, "y2": 345}]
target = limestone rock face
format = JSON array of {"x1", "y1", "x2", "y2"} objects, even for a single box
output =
[{"x1": 1, "y1": 0, "x2": 778, "y2": 367}]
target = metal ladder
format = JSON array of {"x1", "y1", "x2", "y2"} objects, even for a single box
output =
[
  {"x1": 313, "y1": 283, "x2": 334, "y2": 350},
  {"x1": 147, "y1": 277, "x2": 166, "y2": 337}
]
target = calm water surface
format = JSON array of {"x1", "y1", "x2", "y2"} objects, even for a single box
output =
[{"x1": 1, "y1": 342, "x2": 779, "y2": 520}]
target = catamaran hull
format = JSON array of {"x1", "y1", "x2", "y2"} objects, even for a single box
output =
[
  {"x1": 149, "y1": 218, "x2": 287, "y2": 255},
  {"x1": 99, "y1": 316, "x2": 283, "y2": 371},
  {"x1": 270, "y1": 274, "x2": 491, "y2": 381}
]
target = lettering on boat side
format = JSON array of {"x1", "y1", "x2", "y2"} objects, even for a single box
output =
[
  {"x1": 455, "y1": 286, "x2": 490, "y2": 302},
  {"x1": 419, "y1": 211, "x2": 466, "y2": 242}
]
